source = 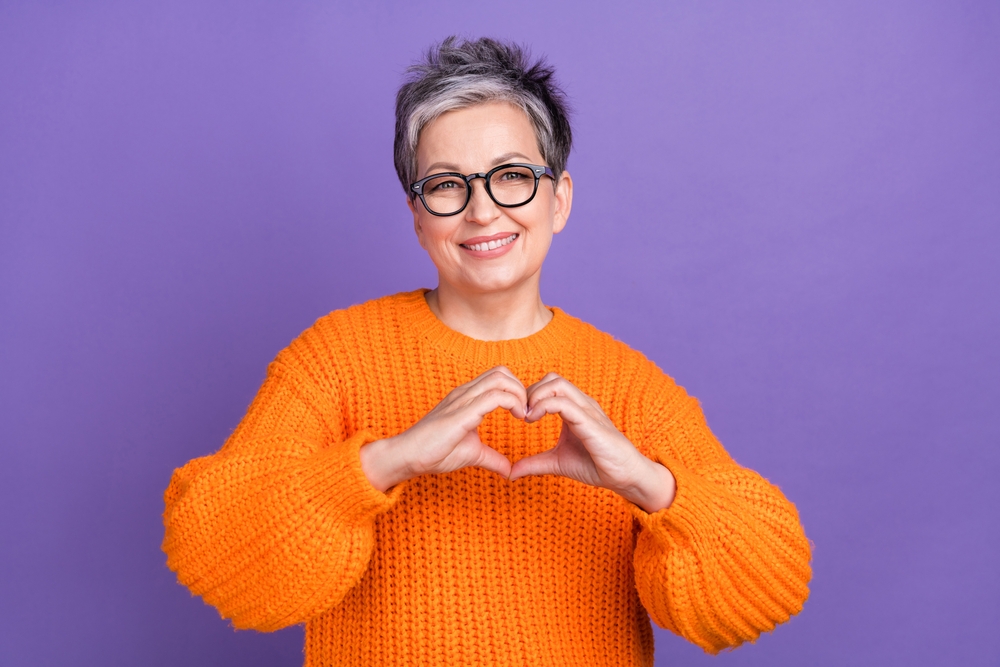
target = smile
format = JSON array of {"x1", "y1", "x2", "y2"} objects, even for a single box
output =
[{"x1": 459, "y1": 233, "x2": 519, "y2": 252}]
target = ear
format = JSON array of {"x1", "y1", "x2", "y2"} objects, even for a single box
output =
[
  {"x1": 551, "y1": 170, "x2": 573, "y2": 235},
  {"x1": 408, "y1": 195, "x2": 428, "y2": 250}
]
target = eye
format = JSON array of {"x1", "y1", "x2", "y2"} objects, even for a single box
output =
[
  {"x1": 497, "y1": 170, "x2": 527, "y2": 181},
  {"x1": 428, "y1": 177, "x2": 464, "y2": 192}
]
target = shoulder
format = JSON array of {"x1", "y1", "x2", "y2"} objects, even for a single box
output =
[
  {"x1": 297, "y1": 289, "x2": 418, "y2": 344},
  {"x1": 554, "y1": 307, "x2": 691, "y2": 409},
  {"x1": 273, "y1": 289, "x2": 420, "y2": 379},
  {"x1": 315, "y1": 289, "x2": 418, "y2": 330},
  {"x1": 554, "y1": 307, "x2": 667, "y2": 377}
]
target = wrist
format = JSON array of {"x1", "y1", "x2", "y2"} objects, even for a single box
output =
[
  {"x1": 616, "y1": 457, "x2": 676, "y2": 513},
  {"x1": 359, "y1": 436, "x2": 413, "y2": 493}
]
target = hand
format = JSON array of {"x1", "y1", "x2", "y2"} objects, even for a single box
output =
[
  {"x1": 360, "y1": 366, "x2": 527, "y2": 492},
  {"x1": 507, "y1": 373, "x2": 676, "y2": 512}
]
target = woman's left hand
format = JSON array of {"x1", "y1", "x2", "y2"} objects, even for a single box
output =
[{"x1": 507, "y1": 373, "x2": 677, "y2": 512}]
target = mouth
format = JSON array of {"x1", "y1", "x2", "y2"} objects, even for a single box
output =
[{"x1": 459, "y1": 233, "x2": 519, "y2": 252}]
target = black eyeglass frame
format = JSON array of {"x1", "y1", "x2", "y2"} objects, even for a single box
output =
[{"x1": 409, "y1": 163, "x2": 556, "y2": 217}]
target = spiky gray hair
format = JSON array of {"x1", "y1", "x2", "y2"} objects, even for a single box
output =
[{"x1": 393, "y1": 36, "x2": 572, "y2": 194}]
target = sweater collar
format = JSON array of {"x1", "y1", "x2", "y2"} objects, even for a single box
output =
[{"x1": 394, "y1": 288, "x2": 577, "y2": 364}]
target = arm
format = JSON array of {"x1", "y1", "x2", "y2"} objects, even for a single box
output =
[
  {"x1": 628, "y1": 371, "x2": 812, "y2": 653},
  {"x1": 161, "y1": 348, "x2": 405, "y2": 632}
]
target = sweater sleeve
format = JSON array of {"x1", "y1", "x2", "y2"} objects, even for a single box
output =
[
  {"x1": 626, "y1": 367, "x2": 812, "y2": 654},
  {"x1": 161, "y1": 346, "x2": 406, "y2": 632}
]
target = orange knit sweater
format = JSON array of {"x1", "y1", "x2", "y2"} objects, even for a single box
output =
[{"x1": 162, "y1": 289, "x2": 811, "y2": 666}]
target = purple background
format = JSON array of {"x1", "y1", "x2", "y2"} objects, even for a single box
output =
[{"x1": 1, "y1": 2, "x2": 998, "y2": 665}]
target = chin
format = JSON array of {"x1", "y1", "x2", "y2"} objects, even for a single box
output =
[{"x1": 448, "y1": 269, "x2": 527, "y2": 295}]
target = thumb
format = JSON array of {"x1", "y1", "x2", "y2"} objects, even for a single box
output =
[
  {"x1": 507, "y1": 449, "x2": 560, "y2": 482},
  {"x1": 472, "y1": 445, "x2": 513, "y2": 480}
]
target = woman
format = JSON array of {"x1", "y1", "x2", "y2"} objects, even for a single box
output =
[{"x1": 162, "y1": 37, "x2": 812, "y2": 666}]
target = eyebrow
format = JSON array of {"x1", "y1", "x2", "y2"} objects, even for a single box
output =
[{"x1": 422, "y1": 152, "x2": 534, "y2": 177}]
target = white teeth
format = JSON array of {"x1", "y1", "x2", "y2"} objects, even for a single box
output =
[{"x1": 464, "y1": 233, "x2": 517, "y2": 252}]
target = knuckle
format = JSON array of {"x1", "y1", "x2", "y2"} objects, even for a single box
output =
[{"x1": 480, "y1": 388, "x2": 506, "y2": 402}]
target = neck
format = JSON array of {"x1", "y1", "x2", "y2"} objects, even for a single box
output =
[{"x1": 426, "y1": 276, "x2": 552, "y2": 341}]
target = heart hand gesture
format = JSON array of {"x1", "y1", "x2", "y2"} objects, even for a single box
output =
[{"x1": 360, "y1": 368, "x2": 675, "y2": 512}]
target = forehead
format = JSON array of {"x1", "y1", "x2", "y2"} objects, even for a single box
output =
[{"x1": 415, "y1": 101, "x2": 543, "y2": 175}]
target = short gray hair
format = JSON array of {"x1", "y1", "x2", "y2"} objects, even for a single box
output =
[{"x1": 393, "y1": 36, "x2": 573, "y2": 194}]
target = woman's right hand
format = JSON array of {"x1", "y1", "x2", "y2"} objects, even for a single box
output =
[{"x1": 359, "y1": 366, "x2": 528, "y2": 492}]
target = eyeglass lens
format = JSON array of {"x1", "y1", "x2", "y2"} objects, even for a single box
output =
[{"x1": 421, "y1": 165, "x2": 537, "y2": 215}]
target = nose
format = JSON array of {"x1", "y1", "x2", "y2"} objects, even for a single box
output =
[{"x1": 464, "y1": 175, "x2": 500, "y2": 225}]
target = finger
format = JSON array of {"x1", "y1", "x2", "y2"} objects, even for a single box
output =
[
  {"x1": 507, "y1": 449, "x2": 560, "y2": 482},
  {"x1": 465, "y1": 372, "x2": 528, "y2": 418},
  {"x1": 524, "y1": 394, "x2": 591, "y2": 426},
  {"x1": 470, "y1": 387, "x2": 530, "y2": 421},
  {"x1": 468, "y1": 365, "x2": 522, "y2": 388},
  {"x1": 459, "y1": 366, "x2": 525, "y2": 400},
  {"x1": 443, "y1": 368, "x2": 530, "y2": 423},
  {"x1": 526, "y1": 374, "x2": 592, "y2": 409},
  {"x1": 527, "y1": 373, "x2": 586, "y2": 397},
  {"x1": 446, "y1": 366, "x2": 520, "y2": 404},
  {"x1": 524, "y1": 372, "x2": 561, "y2": 395},
  {"x1": 523, "y1": 374, "x2": 561, "y2": 414}
]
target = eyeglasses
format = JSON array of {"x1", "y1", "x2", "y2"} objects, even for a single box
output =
[{"x1": 410, "y1": 163, "x2": 555, "y2": 217}]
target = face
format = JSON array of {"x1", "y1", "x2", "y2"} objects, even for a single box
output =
[{"x1": 408, "y1": 101, "x2": 572, "y2": 297}]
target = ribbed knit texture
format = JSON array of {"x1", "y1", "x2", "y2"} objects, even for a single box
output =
[{"x1": 162, "y1": 289, "x2": 812, "y2": 665}]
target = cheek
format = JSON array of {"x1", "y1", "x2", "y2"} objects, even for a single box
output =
[
  {"x1": 418, "y1": 222, "x2": 457, "y2": 259},
  {"x1": 526, "y1": 214, "x2": 558, "y2": 258},
  {"x1": 516, "y1": 210, "x2": 554, "y2": 243},
  {"x1": 428, "y1": 227, "x2": 453, "y2": 249}
]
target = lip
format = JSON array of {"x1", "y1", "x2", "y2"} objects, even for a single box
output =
[
  {"x1": 459, "y1": 232, "x2": 520, "y2": 245},
  {"x1": 458, "y1": 232, "x2": 519, "y2": 259}
]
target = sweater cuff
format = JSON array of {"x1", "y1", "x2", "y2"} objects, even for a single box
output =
[
  {"x1": 297, "y1": 430, "x2": 408, "y2": 525},
  {"x1": 625, "y1": 452, "x2": 711, "y2": 545}
]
